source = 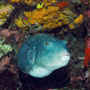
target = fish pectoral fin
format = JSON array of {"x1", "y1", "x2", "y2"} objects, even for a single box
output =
[{"x1": 27, "y1": 47, "x2": 36, "y2": 63}]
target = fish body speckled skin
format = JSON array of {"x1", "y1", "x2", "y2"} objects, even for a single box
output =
[{"x1": 17, "y1": 34, "x2": 70, "y2": 78}]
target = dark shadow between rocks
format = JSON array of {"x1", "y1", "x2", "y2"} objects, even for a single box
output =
[{"x1": 19, "y1": 65, "x2": 70, "y2": 90}]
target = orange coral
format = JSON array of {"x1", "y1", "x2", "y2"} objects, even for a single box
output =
[
  {"x1": 15, "y1": 7, "x2": 77, "y2": 30},
  {"x1": 69, "y1": 14, "x2": 84, "y2": 29},
  {"x1": 10, "y1": 0, "x2": 19, "y2": 3},
  {"x1": 10, "y1": 0, "x2": 32, "y2": 4},
  {"x1": 74, "y1": 14, "x2": 84, "y2": 24},
  {"x1": 83, "y1": 37, "x2": 90, "y2": 67},
  {"x1": 24, "y1": 6, "x2": 59, "y2": 25},
  {"x1": 57, "y1": 1, "x2": 69, "y2": 9}
]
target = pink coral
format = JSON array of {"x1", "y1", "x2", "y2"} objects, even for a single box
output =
[
  {"x1": 0, "y1": 56, "x2": 10, "y2": 72},
  {"x1": 80, "y1": 0, "x2": 89, "y2": 4},
  {"x1": 0, "y1": 29, "x2": 17, "y2": 38},
  {"x1": 0, "y1": 28, "x2": 24, "y2": 41},
  {"x1": 0, "y1": 56, "x2": 18, "y2": 74},
  {"x1": 70, "y1": 76, "x2": 84, "y2": 82},
  {"x1": 84, "y1": 10, "x2": 90, "y2": 18},
  {"x1": 8, "y1": 65, "x2": 18, "y2": 74}
]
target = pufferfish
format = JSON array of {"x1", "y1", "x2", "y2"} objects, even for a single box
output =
[{"x1": 17, "y1": 34, "x2": 70, "y2": 78}]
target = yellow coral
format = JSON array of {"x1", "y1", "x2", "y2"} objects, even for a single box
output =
[
  {"x1": 69, "y1": 23, "x2": 75, "y2": 29},
  {"x1": 0, "y1": 19, "x2": 6, "y2": 25},
  {"x1": 43, "y1": 0, "x2": 57, "y2": 6},
  {"x1": 10, "y1": 0, "x2": 19, "y2": 3},
  {"x1": 15, "y1": 16, "x2": 25, "y2": 28},
  {"x1": 10, "y1": 0, "x2": 32, "y2": 4},
  {"x1": 0, "y1": 4, "x2": 14, "y2": 26},
  {"x1": 15, "y1": 15, "x2": 30, "y2": 27},
  {"x1": 24, "y1": 12, "x2": 32, "y2": 17},
  {"x1": 25, "y1": 0, "x2": 32, "y2": 4},
  {"x1": 50, "y1": 0, "x2": 57, "y2": 3},
  {"x1": 74, "y1": 14, "x2": 84, "y2": 24},
  {"x1": 24, "y1": 6, "x2": 59, "y2": 25},
  {"x1": 15, "y1": 3, "x2": 78, "y2": 31},
  {"x1": 0, "y1": 5, "x2": 13, "y2": 14},
  {"x1": 69, "y1": 14, "x2": 84, "y2": 29}
]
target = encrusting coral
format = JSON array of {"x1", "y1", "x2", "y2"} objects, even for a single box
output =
[
  {"x1": 73, "y1": 14, "x2": 84, "y2": 24},
  {"x1": 15, "y1": 1, "x2": 78, "y2": 31},
  {"x1": 0, "y1": 0, "x2": 85, "y2": 33},
  {"x1": 10, "y1": 0, "x2": 32, "y2": 4},
  {"x1": 69, "y1": 14, "x2": 84, "y2": 29},
  {"x1": 0, "y1": 4, "x2": 14, "y2": 26},
  {"x1": 0, "y1": 36, "x2": 12, "y2": 59}
]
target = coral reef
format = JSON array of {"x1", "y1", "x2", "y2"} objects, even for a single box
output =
[
  {"x1": 84, "y1": 10, "x2": 90, "y2": 18},
  {"x1": 10, "y1": 0, "x2": 32, "y2": 4},
  {"x1": 69, "y1": 0, "x2": 81, "y2": 3},
  {"x1": 0, "y1": 36, "x2": 12, "y2": 58},
  {"x1": 57, "y1": 1, "x2": 69, "y2": 9},
  {"x1": 37, "y1": 3, "x2": 44, "y2": 9},
  {"x1": 0, "y1": 4, "x2": 14, "y2": 26},
  {"x1": 74, "y1": 14, "x2": 84, "y2": 24},
  {"x1": 69, "y1": 14, "x2": 84, "y2": 29},
  {"x1": 15, "y1": 6, "x2": 78, "y2": 32},
  {"x1": 0, "y1": 0, "x2": 90, "y2": 89}
]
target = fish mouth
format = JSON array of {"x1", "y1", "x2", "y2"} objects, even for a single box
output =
[
  {"x1": 62, "y1": 56, "x2": 70, "y2": 61},
  {"x1": 61, "y1": 53, "x2": 70, "y2": 60},
  {"x1": 43, "y1": 53, "x2": 70, "y2": 68}
]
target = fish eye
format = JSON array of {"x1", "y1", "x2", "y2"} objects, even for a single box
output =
[{"x1": 45, "y1": 42, "x2": 48, "y2": 45}]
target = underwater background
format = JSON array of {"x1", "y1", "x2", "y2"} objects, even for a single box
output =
[{"x1": 0, "y1": 0, "x2": 90, "y2": 90}]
